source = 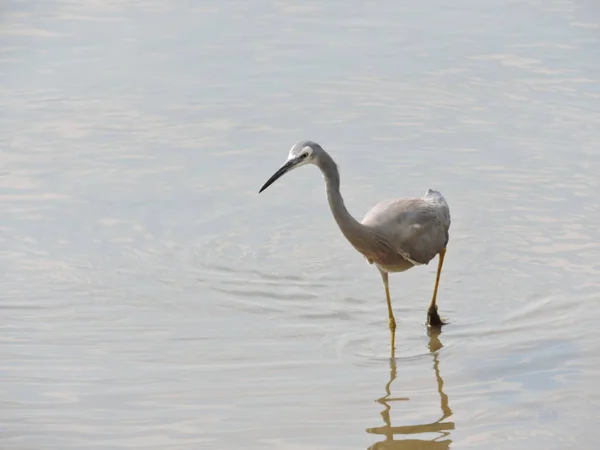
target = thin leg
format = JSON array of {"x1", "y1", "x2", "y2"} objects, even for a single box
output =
[
  {"x1": 379, "y1": 269, "x2": 396, "y2": 332},
  {"x1": 428, "y1": 247, "x2": 446, "y2": 327}
]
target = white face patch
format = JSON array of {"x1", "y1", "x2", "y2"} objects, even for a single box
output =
[{"x1": 287, "y1": 145, "x2": 314, "y2": 161}]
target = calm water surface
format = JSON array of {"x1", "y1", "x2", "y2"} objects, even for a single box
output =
[{"x1": 1, "y1": 0, "x2": 600, "y2": 448}]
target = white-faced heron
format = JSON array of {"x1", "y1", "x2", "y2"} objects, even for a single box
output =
[{"x1": 259, "y1": 141, "x2": 450, "y2": 336}]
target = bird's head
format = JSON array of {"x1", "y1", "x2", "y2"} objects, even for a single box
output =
[{"x1": 259, "y1": 141, "x2": 324, "y2": 193}]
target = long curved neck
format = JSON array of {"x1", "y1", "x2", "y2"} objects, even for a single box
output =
[{"x1": 317, "y1": 152, "x2": 370, "y2": 250}]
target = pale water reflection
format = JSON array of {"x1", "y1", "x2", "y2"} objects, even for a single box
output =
[{"x1": 367, "y1": 330, "x2": 454, "y2": 450}]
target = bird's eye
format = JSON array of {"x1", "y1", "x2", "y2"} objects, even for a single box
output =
[{"x1": 300, "y1": 152, "x2": 308, "y2": 159}]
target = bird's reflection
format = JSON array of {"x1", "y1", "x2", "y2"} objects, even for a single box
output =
[{"x1": 366, "y1": 329, "x2": 454, "y2": 449}]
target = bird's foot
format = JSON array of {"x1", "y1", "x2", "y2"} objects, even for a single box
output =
[
  {"x1": 388, "y1": 317, "x2": 397, "y2": 331},
  {"x1": 427, "y1": 306, "x2": 446, "y2": 328}
]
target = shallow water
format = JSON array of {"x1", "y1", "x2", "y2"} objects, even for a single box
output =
[{"x1": 2, "y1": 0, "x2": 600, "y2": 448}]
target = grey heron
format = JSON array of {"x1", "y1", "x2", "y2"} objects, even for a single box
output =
[{"x1": 259, "y1": 141, "x2": 450, "y2": 335}]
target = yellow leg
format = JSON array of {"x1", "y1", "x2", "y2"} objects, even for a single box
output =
[
  {"x1": 428, "y1": 247, "x2": 446, "y2": 327},
  {"x1": 379, "y1": 269, "x2": 396, "y2": 332}
]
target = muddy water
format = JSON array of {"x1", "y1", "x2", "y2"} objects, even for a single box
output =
[{"x1": 1, "y1": 0, "x2": 600, "y2": 448}]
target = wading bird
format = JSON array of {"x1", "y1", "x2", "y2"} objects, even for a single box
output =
[{"x1": 259, "y1": 141, "x2": 450, "y2": 333}]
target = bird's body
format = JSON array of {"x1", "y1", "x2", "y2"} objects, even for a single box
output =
[
  {"x1": 360, "y1": 191, "x2": 450, "y2": 273},
  {"x1": 259, "y1": 140, "x2": 451, "y2": 338}
]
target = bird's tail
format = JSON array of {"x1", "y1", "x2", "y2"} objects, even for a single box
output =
[{"x1": 423, "y1": 189, "x2": 449, "y2": 208}]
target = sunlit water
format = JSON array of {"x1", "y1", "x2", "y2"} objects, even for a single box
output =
[{"x1": 1, "y1": 0, "x2": 600, "y2": 448}]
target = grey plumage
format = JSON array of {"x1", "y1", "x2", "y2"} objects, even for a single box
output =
[
  {"x1": 361, "y1": 192, "x2": 450, "y2": 269},
  {"x1": 259, "y1": 140, "x2": 451, "y2": 335}
]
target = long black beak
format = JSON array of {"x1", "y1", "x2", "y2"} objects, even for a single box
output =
[{"x1": 258, "y1": 159, "x2": 298, "y2": 193}]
